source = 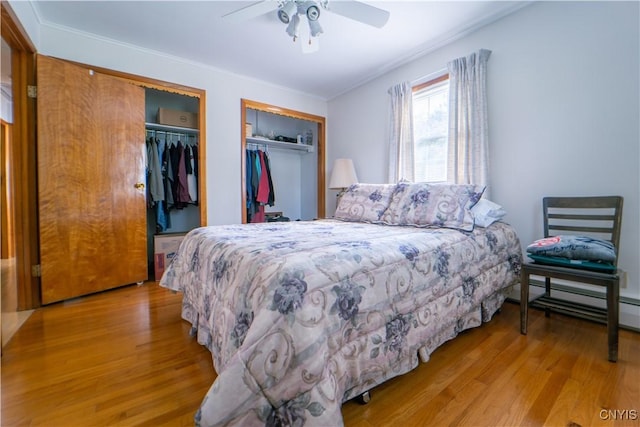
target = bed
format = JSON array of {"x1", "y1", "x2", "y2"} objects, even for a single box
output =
[{"x1": 160, "y1": 182, "x2": 522, "y2": 426}]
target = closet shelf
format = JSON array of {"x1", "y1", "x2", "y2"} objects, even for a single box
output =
[
  {"x1": 246, "y1": 136, "x2": 314, "y2": 153},
  {"x1": 145, "y1": 122, "x2": 199, "y2": 134}
]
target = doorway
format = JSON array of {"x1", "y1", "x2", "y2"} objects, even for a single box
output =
[
  {"x1": 240, "y1": 99, "x2": 326, "y2": 223},
  {"x1": 1, "y1": 35, "x2": 33, "y2": 349}
]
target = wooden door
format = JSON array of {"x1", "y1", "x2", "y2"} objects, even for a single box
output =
[{"x1": 37, "y1": 55, "x2": 147, "y2": 304}]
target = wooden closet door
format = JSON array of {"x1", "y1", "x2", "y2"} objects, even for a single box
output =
[{"x1": 37, "y1": 55, "x2": 147, "y2": 304}]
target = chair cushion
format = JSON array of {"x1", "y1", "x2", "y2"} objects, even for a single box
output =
[{"x1": 526, "y1": 235, "x2": 616, "y2": 262}]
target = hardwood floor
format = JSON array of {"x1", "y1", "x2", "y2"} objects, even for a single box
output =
[
  {"x1": 2, "y1": 257, "x2": 33, "y2": 348},
  {"x1": 1, "y1": 283, "x2": 638, "y2": 426},
  {"x1": 1, "y1": 283, "x2": 214, "y2": 426}
]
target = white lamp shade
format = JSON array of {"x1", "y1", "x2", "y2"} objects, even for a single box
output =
[{"x1": 329, "y1": 158, "x2": 358, "y2": 189}]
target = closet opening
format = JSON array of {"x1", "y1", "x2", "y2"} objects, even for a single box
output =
[
  {"x1": 241, "y1": 99, "x2": 326, "y2": 224},
  {"x1": 35, "y1": 55, "x2": 207, "y2": 303},
  {"x1": 145, "y1": 88, "x2": 202, "y2": 280}
]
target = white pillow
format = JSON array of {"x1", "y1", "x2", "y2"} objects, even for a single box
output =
[{"x1": 471, "y1": 199, "x2": 507, "y2": 227}]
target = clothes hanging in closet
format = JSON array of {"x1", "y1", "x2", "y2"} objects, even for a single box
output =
[
  {"x1": 146, "y1": 136, "x2": 169, "y2": 232},
  {"x1": 147, "y1": 133, "x2": 199, "y2": 233},
  {"x1": 246, "y1": 148, "x2": 275, "y2": 223},
  {"x1": 146, "y1": 137, "x2": 164, "y2": 203},
  {"x1": 175, "y1": 142, "x2": 190, "y2": 208},
  {"x1": 165, "y1": 139, "x2": 199, "y2": 209},
  {"x1": 187, "y1": 145, "x2": 198, "y2": 203}
]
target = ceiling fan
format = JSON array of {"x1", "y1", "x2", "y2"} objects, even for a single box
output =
[{"x1": 222, "y1": 1, "x2": 390, "y2": 52}]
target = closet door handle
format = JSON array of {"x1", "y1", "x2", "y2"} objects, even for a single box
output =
[{"x1": 134, "y1": 182, "x2": 145, "y2": 190}]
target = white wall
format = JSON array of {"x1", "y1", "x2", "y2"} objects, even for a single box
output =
[
  {"x1": 1, "y1": 87, "x2": 12, "y2": 123},
  {"x1": 7, "y1": 0, "x2": 327, "y2": 227},
  {"x1": 328, "y1": 1, "x2": 640, "y2": 327}
]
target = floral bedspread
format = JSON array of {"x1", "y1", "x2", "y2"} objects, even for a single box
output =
[{"x1": 160, "y1": 219, "x2": 521, "y2": 426}]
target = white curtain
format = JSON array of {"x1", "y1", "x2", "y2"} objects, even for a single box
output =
[
  {"x1": 387, "y1": 82, "x2": 414, "y2": 183},
  {"x1": 447, "y1": 49, "x2": 492, "y2": 198}
]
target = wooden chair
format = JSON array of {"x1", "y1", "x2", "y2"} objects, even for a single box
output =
[{"x1": 520, "y1": 196, "x2": 623, "y2": 362}]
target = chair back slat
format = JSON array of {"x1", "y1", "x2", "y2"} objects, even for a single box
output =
[
  {"x1": 543, "y1": 196, "x2": 623, "y2": 263},
  {"x1": 548, "y1": 213, "x2": 617, "y2": 221},
  {"x1": 548, "y1": 225, "x2": 616, "y2": 234}
]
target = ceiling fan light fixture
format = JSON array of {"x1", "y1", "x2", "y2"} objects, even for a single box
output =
[
  {"x1": 224, "y1": 0, "x2": 391, "y2": 53},
  {"x1": 305, "y1": 2, "x2": 321, "y2": 21},
  {"x1": 277, "y1": 1, "x2": 297, "y2": 24},
  {"x1": 275, "y1": 0, "x2": 331, "y2": 50},
  {"x1": 286, "y1": 13, "x2": 301, "y2": 40},
  {"x1": 308, "y1": 19, "x2": 323, "y2": 37}
]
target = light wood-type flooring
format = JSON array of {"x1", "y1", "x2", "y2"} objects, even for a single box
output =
[
  {"x1": 2, "y1": 258, "x2": 34, "y2": 348},
  {"x1": 2, "y1": 283, "x2": 638, "y2": 426}
]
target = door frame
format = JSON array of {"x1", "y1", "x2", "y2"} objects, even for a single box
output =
[
  {"x1": 2, "y1": 3, "x2": 39, "y2": 310},
  {"x1": 240, "y1": 98, "x2": 326, "y2": 223}
]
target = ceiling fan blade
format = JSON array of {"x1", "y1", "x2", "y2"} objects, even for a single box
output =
[
  {"x1": 222, "y1": 1, "x2": 279, "y2": 23},
  {"x1": 327, "y1": 1, "x2": 390, "y2": 28}
]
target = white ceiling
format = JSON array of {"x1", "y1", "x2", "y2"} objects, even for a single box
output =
[{"x1": 29, "y1": 1, "x2": 530, "y2": 100}]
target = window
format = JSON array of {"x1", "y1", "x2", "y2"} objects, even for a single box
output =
[{"x1": 412, "y1": 75, "x2": 449, "y2": 183}]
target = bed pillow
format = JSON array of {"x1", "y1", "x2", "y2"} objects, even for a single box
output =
[
  {"x1": 526, "y1": 235, "x2": 616, "y2": 262},
  {"x1": 334, "y1": 183, "x2": 398, "y2": 223},
  {"x1": 471, "y1": 199, "x2": 507, "y2": 227},
  {"x1": 381, "y1": 182, "x2": 485, "y2": 231}
]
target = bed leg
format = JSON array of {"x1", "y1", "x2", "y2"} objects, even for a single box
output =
[{"x1": 356, "y1": 391, "x2": 371, "y2": 405}]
